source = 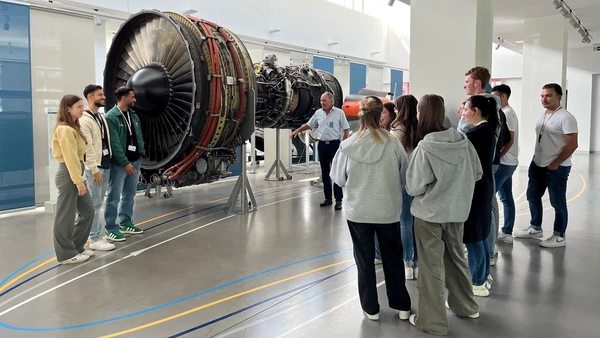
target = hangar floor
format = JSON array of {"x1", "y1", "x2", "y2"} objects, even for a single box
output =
[{"x1": 0, "y1": 154, "x2": 598, "y2": 338}]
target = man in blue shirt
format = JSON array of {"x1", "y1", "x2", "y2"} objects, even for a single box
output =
[{"x1": 292, "y1": 92, "x2": 350, "y2": 210}]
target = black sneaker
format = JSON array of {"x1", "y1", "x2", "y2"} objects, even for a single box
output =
[
  {"x1": 320, "y1": 200, "x2": 333, "y2": 207},
  {"x1": 335, "y1": 201, "x2": 342, "y2": 210}
]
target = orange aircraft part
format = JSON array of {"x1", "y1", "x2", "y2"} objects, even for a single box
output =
[{"x1": 342, "y1": 89, "x2": 392, "y2": 120}]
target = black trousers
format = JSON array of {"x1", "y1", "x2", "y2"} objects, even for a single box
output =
[
  {"x1": 347, "y1": 220, "x2": 412, "y2": 315},
  {"x1": 318, "y1": 140, "x2": 343, "y2": 201}
]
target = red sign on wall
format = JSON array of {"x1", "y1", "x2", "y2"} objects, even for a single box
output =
[{"x1": 403, "y1": 82, "x2": 410, "y2": 95}]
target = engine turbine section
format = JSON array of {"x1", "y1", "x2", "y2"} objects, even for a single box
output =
[
  {"x1": 104, "y1": 10, "x2": 256, "y2": 188},
  {"x1": 255, "y1": 55, "x2": 343, "y2": 129}
]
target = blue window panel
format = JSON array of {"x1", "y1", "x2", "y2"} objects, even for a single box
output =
[
  {"x1": 390, "y1": 69, "x2": 404, "y2": 98},
  {"x1": 0, "y1": 2, "x2": 34, "y2": 211},
  {"x1": 349, "y1": 62, "x2": 366, "y2": 95},
  {"x1": 313, "y1": 56, "x2": 334, "y2": 74}
]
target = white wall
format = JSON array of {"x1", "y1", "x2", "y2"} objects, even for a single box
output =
[
  {"x1": 30, "y1": 10, "x2": 96, "y2": 204},
  {"x1": 334, "y1": 62, "x2": 350, "y2": 99},
  {"x1": 367, "y1": 66, "x2": 384, "y2": 90},
  {"x1": 410, "y1": 0, "x2": 488, "y2": 128},
  {"x1": 565, "y1": 47, "x2": 600, "y2": 154},
  {"x1": 491, "y1": 46, "x2": 523, "y2": 79},
  {"x1": 72, "y1": 0, "x2": 410, "y2": 70},
  {"x1": 592, "y1": 74, "x2": 600, "y2": 152},
  {"x1": 566, "y1": 66, "x2": 593, "y2": 153}
]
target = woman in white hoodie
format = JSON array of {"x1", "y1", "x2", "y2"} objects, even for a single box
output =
[
  {"x1": 331, "y1": 96, "x2": 411, "y2": 322},
  {"x1": 405, "y1": 94, "x2": 481, "y2": 335}
]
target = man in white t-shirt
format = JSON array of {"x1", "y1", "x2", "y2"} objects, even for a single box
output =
[
  {"x1": 491, "y1": 85, "x2": 519, "y2": 244},
  {"x1": 514, "y1": 83, "x2": 578, "y2": 248}
]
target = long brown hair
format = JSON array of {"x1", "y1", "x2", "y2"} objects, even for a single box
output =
[
  {"x1": 55, "y1": 94, "x2": 86, "y2": 142},
  {"x1": 417, "y1": 94, "x2": 446, "y2": 142},
  {"x1": 355, "y1": 96, "x2": 389, "y2": 144},
  {"x1": 392, "y1": 94, "x2": 419, "y2": 152}
]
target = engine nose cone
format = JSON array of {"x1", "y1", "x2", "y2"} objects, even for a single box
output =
[{"x1": 127, "y1": 65, "x2": 170, "y2": 117}]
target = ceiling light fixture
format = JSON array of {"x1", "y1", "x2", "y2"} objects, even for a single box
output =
[
  {"x1": 552, "y1": 0, "x2": 562, "y2": 9},
  {"x1": 569, "y1": 17, "x2": 580, "y2": 28},
  {"x1": 552, "y1": 0, "x2": 593, "y2": 44},
  {"x1": 495, "y1": 37, "x2": 503, "y2": 50}
]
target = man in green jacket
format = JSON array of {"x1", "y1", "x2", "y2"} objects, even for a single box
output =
[{"x1": 104, "y1": 86, "x2": 146, "y2": 242}]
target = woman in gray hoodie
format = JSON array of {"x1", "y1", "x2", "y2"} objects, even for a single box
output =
[
  {"x1": 330, "y1": 96, "x2": 411, "y2": 322},
  {"x1": 405, "y1": 94, "x2": 482, "y2": 335}
]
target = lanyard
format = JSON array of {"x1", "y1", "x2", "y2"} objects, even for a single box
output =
[
  {"x1": 85, "y1": 109, "x2": 105, "y2": 139},
  {"x1": 122, "y1": 110, "x2": 133, "y2": 136},
  {"x1": 538, "y1": 106, "x2": 561, "y2": 143}
]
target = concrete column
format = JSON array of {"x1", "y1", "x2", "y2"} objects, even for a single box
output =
[
  {"x1": 409, "y1": 0, "x2": 493, "y2": 127},
  {"x1": 519, "y1": 16, "x2": 568, "y2": 166}
]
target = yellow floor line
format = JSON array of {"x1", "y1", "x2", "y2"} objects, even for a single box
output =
[{"x1": 99, "y1": 259, "x2": 353, "y2": 338}]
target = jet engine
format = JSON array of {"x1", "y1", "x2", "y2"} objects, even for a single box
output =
[
  {"x1": 104, "y1": 10, "x2": 255, "y2": 188},
  {"x1": 255, "y1": 55, "x2": 343, "y2": 129}
]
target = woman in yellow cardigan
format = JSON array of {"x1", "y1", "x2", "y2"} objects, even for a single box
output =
[{"x1": 51, "y1": 94, "x2": 94, "y2": 264}]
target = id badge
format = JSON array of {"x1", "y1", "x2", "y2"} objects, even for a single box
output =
[
  {"x1": 103, "y1": 149, "x2": 109, "y2": 156},
  {"x1": 329, "y1": 121, "x2": 334, "y2": 128},
  {"x1": 128, "y1": 145, "x2": 137, "y2": 152}
]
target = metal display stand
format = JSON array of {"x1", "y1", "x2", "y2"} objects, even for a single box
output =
[
  {"x1": 144, "y1": 174, "x2": 174, "y2": 198},
  {"x1": 264, "y1": 128, "x2": 292, "y2": 181},
  {"x1": 225, "y1": 142, "x2": 257, "y2": 215},
  {"x1": 310, "y1": 140, "x2": 322, "y2": 187},
  {"x1": 249, "y1": 132, "x2": 257, "y2": 174}
]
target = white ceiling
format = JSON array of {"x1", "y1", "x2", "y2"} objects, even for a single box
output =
[
  {"x1": 397, "y1": 0, "x2": 599, "y2": 52},
  {"x1": 494, "y1": 0, "x2": 600, "y2": 52}
]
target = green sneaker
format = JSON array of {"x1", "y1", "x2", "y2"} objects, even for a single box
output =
[
  {"x1": 104, "y1": 230, "x2": 126, "y2": 242},
  {"x1": 120, "y1": 223, "x2": 144, "y2": 235}
]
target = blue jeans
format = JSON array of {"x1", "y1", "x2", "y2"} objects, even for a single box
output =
[
  {"x1": 375, "y1": 188, "x2": 416, "y2": 265},
  {"x1": 526, "y1": 161, "x2": 571, "y2": 237},
  {"x1": 105, "y1": 159, "x2": 141, "y2": 232},
  {"x1": 495, "y1": 164, "x2": 517, "y2": 235},
  {"x1": 465, "y1": 240, "x2": 490, "y2": 286},
  {"x1": 83, "y1": 168, "x2": 111, "y2": 242}
]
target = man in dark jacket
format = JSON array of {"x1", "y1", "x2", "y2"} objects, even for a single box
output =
[{"x1": 104, "y1": 86, "x2": 146, "y2": 242}]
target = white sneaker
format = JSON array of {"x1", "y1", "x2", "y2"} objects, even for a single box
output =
[
  {"x1": 409, "y1": 314, "x2": 417, "y2": 327},
  {"x1": 80, "y1": 249, "x2": 94, "y2": 257},
  {"x1": 490, "y1": 256, "x2": 497, "y2": 266},
  {"x1": 445, "y1": 301, "x2": 479, "y2": 319},
  {"x1": 398, "y1": 310, "x2": 410, "y2": 320},
  {"x1": 89, "y1": 239, "x2": 115, "y2": 251},
  {"x1": 413, "y1": 266, "x2": 419, "y2": 279},
  {"x1": 497, "y1": 232, "x2": 513, "y2": 244},
  {"x1": 539, "y1": 235, "x2": 566, "y2": 248},
  {"x1": 59, "y1": 254, "x2": 89, "y2": 265},
  {"x1": 405, "y1": 266, "x2": 414, "y2": 280},
  {"x1": 473, "y1": 285, "x2": 489, "y2": 297},
  {"x1": 364, "y1": 311, "x2": 379, "y2": 321},
  {"x1": 485, "y1": 275, "x2": 493, "y2": 290},
  {"x1": 513, "y1": 228, "x2": 543, "y2": 239}
]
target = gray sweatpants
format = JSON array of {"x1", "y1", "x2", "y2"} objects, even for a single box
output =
[
  {"x1": 414, "y1": 218, "x2": 479, "y2": 336},
  {"x1": 53, "y1": 162, "x2": 94, "y2": 262}
]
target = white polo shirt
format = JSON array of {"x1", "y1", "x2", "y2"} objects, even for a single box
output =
[
  {"x1": 306, "y1": 107, "x2": 350, "y2": 141},
  {"x1": 500, "y1": 105, "x2": 519, "y2": 166},
  {"x1": 533, "y1": 108, "x2": 578, "y2": 167}
]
